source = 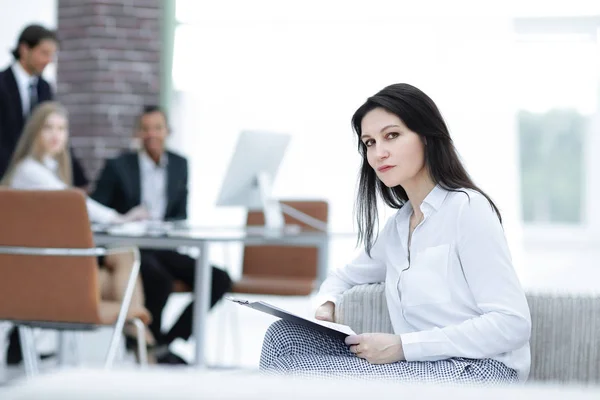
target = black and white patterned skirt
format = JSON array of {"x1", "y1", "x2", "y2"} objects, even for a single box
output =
[{"x1": 260, "y1": 320, "x2": 518, "y2": 385}]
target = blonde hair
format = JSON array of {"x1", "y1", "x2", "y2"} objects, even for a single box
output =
[{"x1": 1, "y1": 101, "x2": 72, "y2": 186}]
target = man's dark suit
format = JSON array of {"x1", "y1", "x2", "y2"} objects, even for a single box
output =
[
  {"x1": 0, "y1": 66, "x2": 88, "y2": 186},
  {"x1": 91, "y1": 151, "x2": 232, "y2": 346}
]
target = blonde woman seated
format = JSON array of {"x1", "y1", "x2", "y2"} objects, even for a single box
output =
[{"x1": 1, "y1": 101, "x2": 154, "y2": 356}]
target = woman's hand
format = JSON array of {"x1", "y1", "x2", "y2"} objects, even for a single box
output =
[
  {"x1": 314, "y1": 301, "x2": 335, "y2": 322},
  {"x1": 345, "y1": 333, "x2": 405, "y2": 364},
  {"x1": 122, "y1": 205, "x2": 150, "y2": 222}
]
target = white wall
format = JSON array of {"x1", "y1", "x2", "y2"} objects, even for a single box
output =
[
  {"x1": 0, "y1": 0, "x2": 57, "y2": 82},
  {"x1": 171, "y1": 1, "x2": 524, "y2": 280}
]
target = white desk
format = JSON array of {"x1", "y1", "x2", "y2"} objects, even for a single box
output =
[{"x1": 93, "y1": 223, "x2": 338, "y2": 368}]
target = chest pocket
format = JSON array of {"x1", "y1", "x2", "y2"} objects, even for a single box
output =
[{"x1": 400, "y1": 244, "x2": 451, "y2": 307}]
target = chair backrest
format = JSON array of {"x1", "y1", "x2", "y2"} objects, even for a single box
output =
[
  {"x1": 0, "y1": 189, "x2": 102, "y2": 325},
  {"x1": 242, "y1": 200, "x2": 328, "y2": 281}
]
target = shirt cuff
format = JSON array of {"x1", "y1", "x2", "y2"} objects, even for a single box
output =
[
  {"x1": 312, "y1": 293, "x2": 341, "y2": 310},
  {"x1": 400, "y1": 332, "x2": 425, "y2": 361},
  {"x1": 400, "y1": 330, "x2": 448, "y2": 361}
]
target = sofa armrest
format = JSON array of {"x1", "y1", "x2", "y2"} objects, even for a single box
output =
[
  {"x1": 335, "y1": 283, "x2": 393, "y2": 334},
  {"x1": 335, "y1": 283, "x2": 600, "y2": 384},
  {"x1": 526, "y1": 291, "x2": 600, "y2": 383}
]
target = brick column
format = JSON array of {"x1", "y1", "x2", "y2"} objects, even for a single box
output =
[{"x1": 56, "y1": 0, "x2": 161, "y2": 182}]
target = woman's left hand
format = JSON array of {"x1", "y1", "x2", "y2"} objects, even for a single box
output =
[{"x1": 345, "y1": 333, "x2": 405, "y2": 364}]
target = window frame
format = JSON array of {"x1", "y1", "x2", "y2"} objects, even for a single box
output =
[{"x1": 514, "y1": 15, "x2": 600, "y2": 244}]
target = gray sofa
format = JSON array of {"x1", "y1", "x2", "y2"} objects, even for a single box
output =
[{"x1": 335, "y1": 283, "x2": 600, "y2": 384}]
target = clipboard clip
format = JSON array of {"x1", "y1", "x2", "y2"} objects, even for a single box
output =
[{"x1": 226, "y1": 297, "x2": 250, "y2": 305}]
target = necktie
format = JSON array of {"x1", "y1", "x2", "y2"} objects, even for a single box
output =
[{"x1": 28, "y1": 80, "x2": 38, "y2": 115}]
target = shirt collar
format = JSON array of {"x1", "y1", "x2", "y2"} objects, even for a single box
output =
[
  {"x1": 40, "y1": 155, "x2": 58, "y2": 172},
  {"x1": 421, "y1": 184, "x2": 449, "y2": 213},
  {"x1": 139, "y1": 150, "x2": 168, "y2": 170},
  {"x1": 398, "y1": 184, "x2": 449, "y2": 219},
  {"x1": 12, "y1": 62, "x2": 38, "y2": 87}
]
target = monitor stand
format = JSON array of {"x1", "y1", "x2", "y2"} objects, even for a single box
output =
[
  {"x1": 255, "y1": 172, "x2": 328, "y2": 233},
  {"x1": 257, "y1": 171, "x2": 285, "y2": 231}
]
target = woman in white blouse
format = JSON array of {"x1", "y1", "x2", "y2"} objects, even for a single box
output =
[
  {"x1": 259, "y1": 84, "x2": 531, "y2": 385},
  {"x1": 1, "y1": 101, "x2": 154, "y2": 347}
]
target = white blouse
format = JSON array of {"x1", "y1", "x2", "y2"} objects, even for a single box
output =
[
  {"x1": 10, "y1": 157, "x2": 119, "y2": 224},
  {"x1": 317, "y1": 185, "x2": 531, "y2": 381}
]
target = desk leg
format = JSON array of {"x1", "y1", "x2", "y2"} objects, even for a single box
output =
[
  {"x1": 193, "y1": 241, "x2": 212, "y2": 367},
  {"x1": 317, "y1": 238, "x2": 330, "y2": 287}
]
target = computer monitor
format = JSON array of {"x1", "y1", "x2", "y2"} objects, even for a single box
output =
[{"x1": 216, "y1": 130, "x2": 291, "y2": 230}]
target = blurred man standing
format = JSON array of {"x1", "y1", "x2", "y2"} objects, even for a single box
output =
[
  {"x1": 0, "y1": 23, "x2": 89, "y2": 366},
  {"x1": 0, "y1": 24, "x2": 88, "y2": 186}
]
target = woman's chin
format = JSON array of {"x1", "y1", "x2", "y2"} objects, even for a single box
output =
[
  {"x1": 379, "y1": 174, "x2": 410, "y2": 188},
  {"x1": 380, "y1": 178, "x2": 400, "y2": 188}
]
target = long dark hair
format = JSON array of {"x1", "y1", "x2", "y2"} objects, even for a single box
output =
[{"x1": 351, "y1": 83, "x2": 501, "y2": 255}]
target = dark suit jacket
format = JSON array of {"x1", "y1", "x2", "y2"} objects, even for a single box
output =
[
  {"x1": 91, "y1": 151, "x2": 188, "y2": 220},
  {"x1": 0, "y1": 66, "x2": 88, "y2": 186}
]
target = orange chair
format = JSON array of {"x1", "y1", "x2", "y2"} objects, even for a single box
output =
[
  {"x1": 230, "y1": 200, "x2": 328, "y2": 296},
  {"x1": 0, "y1": 189, "x2": 149, "y2": 376},
  {"x1": 171, "y1": 201, "x2": 328, "y2": 296},
  {"x1": 214, "y1": 200, "x2": 328, "y2": 363}
]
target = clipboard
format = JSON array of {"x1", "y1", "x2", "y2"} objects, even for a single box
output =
[{"x1": 228, "y1": 298, "x2": 356, "y2": 340}]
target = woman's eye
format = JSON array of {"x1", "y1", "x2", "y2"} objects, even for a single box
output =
[
  {"x1": 364, "y1": 139, "x2": 374, "y2": 147},
  {"x1": 386, "y1": 132, "x2": 399, "y2": 139}
]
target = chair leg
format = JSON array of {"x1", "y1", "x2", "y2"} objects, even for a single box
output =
[
  {"x1": 131, "y1": 319, "x2": 148, "y2": 367},
  {"x1": 104, "y1": 246, "x2": 141, "y2": 369},
  {"x1": 0, "y1": 323, "x2": 10, "y2": 384},
  {"x1": 58, "y1": 332, "x2": 82, "y2": 367},
  {"x1": 229, "y1": 298, "x2": 242, "y2": 365},
  {"x1": 104, "y1": 325, "x2": 123, "y2": 369},
  {"x1": 18, "y1": 326, "x2": 39, "y2": 377},
  {"x1": 58, "y1": 331, "x2": 69, "y2": 366},
  {"x1": 72, "y1": 332, "x2": 83, "y2": 366},
  {"x1": 215, "y1": 296, "x2": 241, "y2": 366},
  {"x1": 217, "y1": 295, "x2": 241, "y2": 366},
  {"x1": 220, "y1": 243, "x2": 241, "y2": 366},
  {"x1": 25, "y1": 327, "x2": 40, "y2": 376},
  {"x1": 215, "y1": 300, "x2": 226, "y2": 365}
]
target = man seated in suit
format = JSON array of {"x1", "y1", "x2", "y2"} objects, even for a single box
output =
[
  {"x1": 0, "y1": 23, "x2": 88, "y2": 187},
  {"x1": 91, "y1": 105, "x2": 232, "y2": 364}
]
